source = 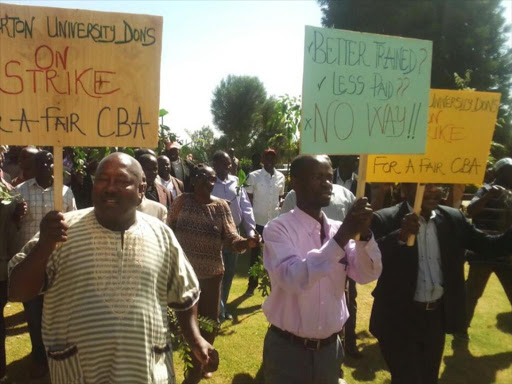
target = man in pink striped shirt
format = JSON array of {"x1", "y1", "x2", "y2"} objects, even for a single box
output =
[{"x1": 262, "y1": 155, "x2": 382, "y2": 384}]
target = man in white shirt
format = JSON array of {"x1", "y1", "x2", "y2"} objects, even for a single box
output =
[
  {"x1": 157, "y1": 155, "x2": 184, "y2": 199},
  {"x1": 245, "y1": 149, "x2": 285, "y2": 295},
  {"x1": 15, "y1": 150, "x2": 76, "y2": 379}
]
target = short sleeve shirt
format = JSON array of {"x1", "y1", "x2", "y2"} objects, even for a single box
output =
[{"x1": 245, "y1": 168, "x2": 285, "y2": 226}]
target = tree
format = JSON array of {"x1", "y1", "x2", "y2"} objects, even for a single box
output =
[
  {"x1": 211, "y1": 75, "x2": 267, "y2": 155},
  {"x1": 318, "y1": 0, "x2": 512, "y2": 150},
  {"x1": 181, "y1": 126, "x2": 216, "y2": 163}
]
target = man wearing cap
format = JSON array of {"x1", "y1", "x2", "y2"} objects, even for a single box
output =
[
  {"x1": 462, "y1": 158, "x2": 512, "y2": 342},
  {"x1": 164, "y1": 142, "x2": 192, "y2": 192},
  {"x1": 245, "y1": 149, "x2": 285, "y2": 295}
]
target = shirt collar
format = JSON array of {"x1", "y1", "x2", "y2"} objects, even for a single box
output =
[
  {"x1": 406, "y1": 202, "x2": 437, "y2": 221},
  {"x1": 27, "y1": 178, "x2": 53, "y2": 191},
  {"x1": 260, "y1": 167, "x2": 275, "y2": 178},
  {"x1": 293, "y1": 206, "x2": 330, "y2": 235},
  {"x1": 216, "y1": 174, "x2": 237, "y2": 185}
]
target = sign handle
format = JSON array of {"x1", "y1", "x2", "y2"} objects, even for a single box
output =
[
  {"x1": 53, "y1": 146, "x2": 63, "y2": 212},
  {"x1": 354, "y1": 154, "x2": 368, "y2": 241},
  {"x1": 407, "y1": 183, "x2": 425, "y2": 246}
]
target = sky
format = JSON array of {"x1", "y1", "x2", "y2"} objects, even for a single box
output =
[
  {"x1": 3, "y1": 0, "x2": 512, "y2": 141},
  {"x1": 4, "y1": 0, "x2": 323, "y2": 140}
]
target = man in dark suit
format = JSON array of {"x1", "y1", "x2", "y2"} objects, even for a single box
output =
[
  {"x1": 165, "y1": 142, "x2": 192, "y2": 192},
  {"x1": 370, "y1": 183, "x2": 512, "y2": 384},
  {"x1": 139, "y1": 154, "x2": 172, "y2": 211}
]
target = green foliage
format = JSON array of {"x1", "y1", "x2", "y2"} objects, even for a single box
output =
[
  {"x1": 238, "y1": 157, "x2": 252, "y2": 174},
  {"x1": 167, "y1": 307, "x2": 220, "y2": 376},
  {"x1": 211, "y1": 75, "x2": 268, "y2": 156},
  {"x1": 0, "y1": 183, "x2": 22, "y2": 205},
  {"x1": 454, "y1": 70, "x2": 475, "y2": 91},
  {"x1": 181, "y1": 126, "x2": 216, "y2": 163},
  {"x1": 248, "y1": 257, "x2": 271, "y2": 297}
]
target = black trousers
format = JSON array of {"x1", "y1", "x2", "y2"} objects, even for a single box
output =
[
  {"x1": 378, "y1": 304, "x2": 445, "y2": 384},
  {"x1": 466, "y1": 263, "x2": 512, "y2": 329},
  {"x1": 248, "y1": 225, "x2": 265, "y2": 291},
  {"x1": 344, "y1": 278, "x2": 358, "y2": 348}
]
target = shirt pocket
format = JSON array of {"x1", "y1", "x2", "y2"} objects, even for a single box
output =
[
  {"x1": 47, "y1": 344, "x2": 84, "y2": 384},
  {"x1": 151, "y1": 344, "x2": 175, "y2": 384}
]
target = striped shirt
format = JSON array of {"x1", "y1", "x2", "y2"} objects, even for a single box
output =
[
  {"x1": 9, "y1": 208, "x2": 200, "y2": 384},
  {"x1": 15, "y1": 178, "x2": 76, "y2": 251}
]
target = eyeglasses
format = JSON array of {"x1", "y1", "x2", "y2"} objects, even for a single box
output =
[{"x1": 195, "y1": 173, "x2": 217, "y2": 183}]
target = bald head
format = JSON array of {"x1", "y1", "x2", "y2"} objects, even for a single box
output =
[
  {"x1": 138, "y1": 154, "x2": 158, "y2": 185},
  {"x1": 93, "y1": 152, "x2": 144, "y2": 231},
  {"x1": 290, "y1": 155, "x2": 331, "y2": 179},
  {"x1": 291, "y1": 155, "x2": 333, "y2": 210},
  {"x1": 97, "y1": 152, "x2": 143, "y2": 183}
]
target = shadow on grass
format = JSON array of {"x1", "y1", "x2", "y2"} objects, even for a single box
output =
[
  {"x1": 231, "y1": 364, "x2": 264, "y2": 383},
  {"x1": 496, "y1": 312, "x2": 512, "y2": 334},
  {"x1": 440, "y1": 342, "x2": 512, "y2": 384},
  {"x1": 7, "y1": 353, "x2": 50, "y2": 384},
  {"x1": 6, "y1": 325, "x2": 28, "y2": 336},
  {"x1": 228, "y1": 294, "x2": 251, "y2": 311},
  {"x1": 343, "y1": 334, "x2": 389, "y2": 382}
]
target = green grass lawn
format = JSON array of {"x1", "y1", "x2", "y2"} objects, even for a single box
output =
[{"x1": 5, "y1": 257, "x2": 512, "y2": 384}]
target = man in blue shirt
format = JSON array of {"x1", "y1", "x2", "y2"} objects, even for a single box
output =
[{"x1": 211, "y1": 151, "x2": 257, "y2": 321}]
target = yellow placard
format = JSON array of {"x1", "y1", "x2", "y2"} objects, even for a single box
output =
[
  {"x1": 367, "y1": 89, "x2": 500, "y2": 184},
  {"x1": 0, "y1": 3, "x2": 162, "y2": 147}
]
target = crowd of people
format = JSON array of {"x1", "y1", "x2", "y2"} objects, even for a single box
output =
[{"x1": 0, "y1": 143, "x2": 511, "y2": 384}]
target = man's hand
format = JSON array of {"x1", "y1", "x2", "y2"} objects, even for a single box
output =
[
  {"x1": 39, "y1": 211, "x2": 69, "y2": 248},
  {"x1": 12, "y1": 202, "x2": 27, "y2": 222},
  {"x1": 247, "y1": 233, "x2": 261, "y2": 248},
  {"x1": 189, "y1": 337, "x2": 219, "y2": 372},
  {"x1": 398, "y1": 213, "x2": 420, "y2": 243},
  {"x1": 335, "y1": 197, "x2": 373, "y2": 248}
]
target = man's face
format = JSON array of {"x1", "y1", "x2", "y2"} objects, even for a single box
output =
[
  {"x1": 421, "y1": 184, "x2": 444, "y2": 213},
  {"x1": 168, "y1": 148, "x2": 179, "y2": 162},
  {"x1": 262, "y1": 153, "x2": 277, "y2": 169},
  {"x1": 92, "y1": 157, "x2": 142, "y2": 230},
  {"x1": 141, "y1": 157, "x2": 158, "y2": 185},
  {"x1": 212, "y1": 153, "x2": 232, "y2": 181},
  {"x1": 19, "y1": 148, "x2": 38, "y2": 173},
  {"x1": 294, "y1": 157, "x2": 333, "y2": 208},
  {"x1": 35, "y1": 152, "x2": 53, "y2": 180},
  {"x1": 338, "y1": 156, "x2": 358, "y2": 176},
  {"x1": 158, "y1": 157, "x2": 171, "y2": 179}
]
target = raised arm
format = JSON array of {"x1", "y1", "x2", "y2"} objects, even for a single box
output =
[{"x1": 9, "y1": 211, "x2": 68, "y2": 302}]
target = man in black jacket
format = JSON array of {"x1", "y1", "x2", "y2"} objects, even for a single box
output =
[{"x1": 370, "y1": 183, "x2": 512, "y2": 384}]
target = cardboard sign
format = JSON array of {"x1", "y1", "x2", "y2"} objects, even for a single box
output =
[
  {"x1": 0, "y1": 3, "x2": 162, "y2": 147},
  {"x1": 301, "y1": 26, "x2": 432, "y2": 155},
  {"x1": 366, "y1": 89, "x2": 500, "y2": 184}
]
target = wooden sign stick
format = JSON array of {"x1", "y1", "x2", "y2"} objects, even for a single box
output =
[
  {"x1": 407, "y1": 183, "x2": 425, "y2": 246},
  {"x1": 354, "y1": 154, "x2": 368, "y2": 241},
  {"x1": 53, "y1": 146, "x2": 63, "y2": 212}
]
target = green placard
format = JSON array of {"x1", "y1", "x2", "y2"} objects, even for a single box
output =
[{"x1": 301, "y1": 26, "x2": 432, "y2": 155}]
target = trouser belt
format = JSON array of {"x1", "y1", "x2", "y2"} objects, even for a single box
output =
[{"x1": 269, "y1": 324, "x2": 339, "y2": 351}]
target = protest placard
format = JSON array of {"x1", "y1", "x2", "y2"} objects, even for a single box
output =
[
  {"x1": 0, "y1": 3, "x2": 162, "y2": 210},
  {"x1": 366, "y1": 89, "x2": 501, "y2": 185},
  {"x1": 301, "y1": 26, "x2": 432, "y2": 155},
  {"x1": 0, "y1": 3, "x2": 162, "y2": 148}
]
